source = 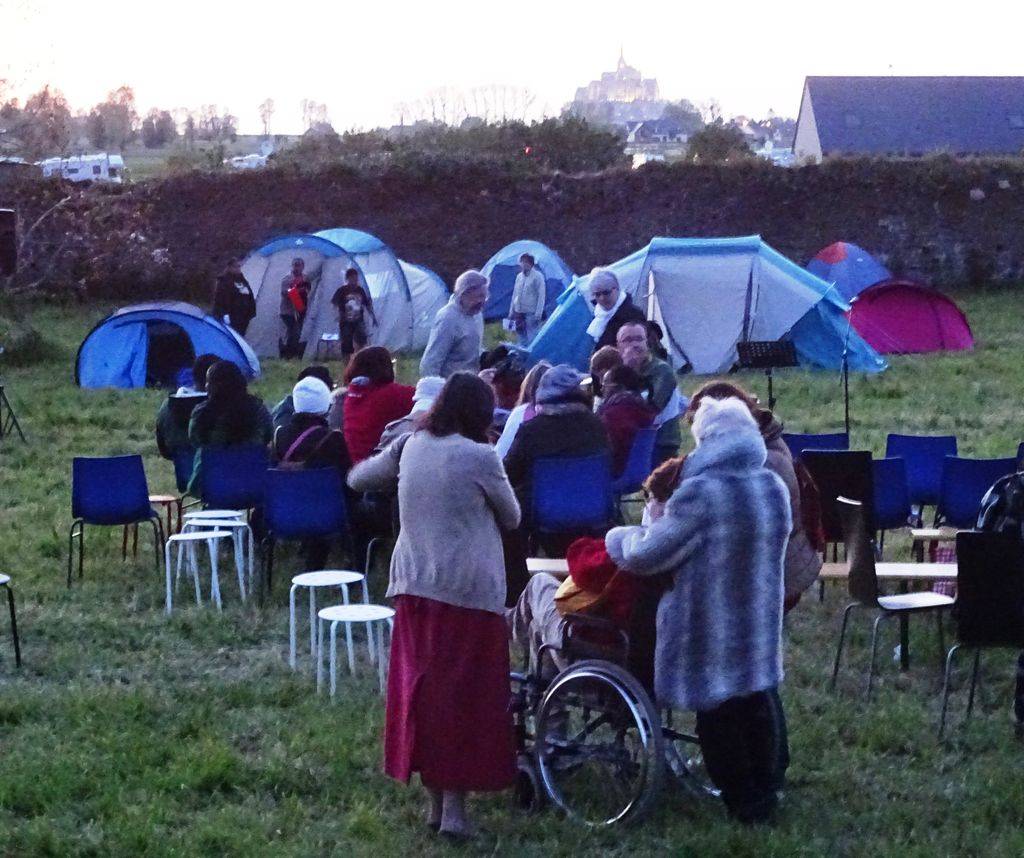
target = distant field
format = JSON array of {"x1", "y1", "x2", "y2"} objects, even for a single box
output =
[
  {"x1": 1, "y1": 291, "x2": 1023, "y2": 855},
  {"x1": 121, "y1": 135, "x2": 299, "y2": 181}
]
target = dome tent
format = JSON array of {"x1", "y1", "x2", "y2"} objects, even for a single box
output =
[
  {"x1": 523, "y1": 236, "x2": 887, "y2": 375},
  {"x1": 479, "y1": 239, "x2": 575, "y2": 321},
  {"x1": 399, "y1": 261, "x2": 450, "y2": 349},
  {"x1": 807, "y1": 241, "x2": 891, "y2": 302},
  {"x1": 849, "y1": 279, "x2": 974, "y2": 355},
  {"x1": 76, "y1": 302, "x2": 260, "y2": 389},
  {"x1": 241, "y1": 228, "x2": 447, "y2": 358}
]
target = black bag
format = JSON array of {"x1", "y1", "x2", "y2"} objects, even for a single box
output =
[{"x1": 976, "y1": 472, "x2": 1024, "y2": 541}]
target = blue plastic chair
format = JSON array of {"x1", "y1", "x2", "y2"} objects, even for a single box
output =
[
  {"x1": 197, "y1": 445, "x2": 269, "y2": 510},
  {"x1": 885, "y1": 434, "x2": 958, "y2": 509},
  {"x1": 611, "y1": 428, "x2": 658, "y2": 497},
  {"x1": 69, "y1": 455, "x2": 163, "y2": 587},
  {"x1": 532, "y1": 454, "x2": 613, "y2": 534},
  {"x1": 262, "y1": 467, "x2": 349, "y2": 589},
  {"x1": 872, "y1": 457, "x2": 912, "y2": 554},
  {"x1": 782, "y1": 432, "x2": 850, "y2": 460},
  {"x1": 936, "y1": 456, "x2": 1019, "y2": 529}
]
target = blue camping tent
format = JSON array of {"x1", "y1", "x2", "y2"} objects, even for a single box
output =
[
  {"x1": 480, "y1": 240, "x2": 575, "y2": 321},
  {"x1": 76, "y1": 302, "x2": 261, "y2": 389},
  {"x1": 524, "y1": 236, "x2": 886, "y2": 375},
  {"x1": 806, "y1": 241, "x2": 891, "y2": 302}
]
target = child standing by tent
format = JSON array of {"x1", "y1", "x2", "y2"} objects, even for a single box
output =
[{"x1": 331, "y1": 267, "x2": 376, "y2": 361}]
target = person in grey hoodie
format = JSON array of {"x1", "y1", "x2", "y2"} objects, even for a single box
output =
[{"x1": 419, "y1": 270, "x2": 488, "y2": 378}]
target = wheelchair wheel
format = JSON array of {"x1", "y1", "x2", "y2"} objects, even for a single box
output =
[{"x1": 535, "y1": 660, "x2": 664, "y2": 827}]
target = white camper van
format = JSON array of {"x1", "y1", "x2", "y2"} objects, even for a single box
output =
[{"x1": 38, "y1": 153, "x2": 125, "y2": 184}]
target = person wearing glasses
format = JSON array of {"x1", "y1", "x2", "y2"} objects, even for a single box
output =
[{"x1": 585, "y1": 268, "x2": 646, "y2": 352}]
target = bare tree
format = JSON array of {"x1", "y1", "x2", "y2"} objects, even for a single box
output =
[{"x1": 258, "y1": 98, "x2": 275, "y2": 136}]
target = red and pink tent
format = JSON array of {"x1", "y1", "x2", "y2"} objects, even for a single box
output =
[{"x1": 849, "y1": 280, "x2": 974, "y2": 355}]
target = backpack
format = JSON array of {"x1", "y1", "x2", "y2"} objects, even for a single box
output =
[{"x1": 977, "y1": 471, "x2": 1024, "y2": 541}]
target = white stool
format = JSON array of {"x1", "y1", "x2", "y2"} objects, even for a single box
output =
[
  {"x1": 288, "y1": 570, "x2": 367, "y2": 672},
  {"x1": 317, "y1": 604, "x2": 395, "y2": 696},
  {"x1": 182, "y1": 509, "x2": 244, "y2": 522},
  {"x1": 164, "y1": 530, "x2": 232, "y2": 614},
  {"x1": 183, "y1": 518, "x2": 254, "y2": 601}
]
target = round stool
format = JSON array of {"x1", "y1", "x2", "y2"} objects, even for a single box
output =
[
  {"x1": 317, "y1": 604, "x2": 395, "y2": 696},
  {"x1": 289, "y1": 571, "x2": 366, "y2": 672},
  {"x1": 183, "y1": 509, "x2": 244, "y2": 522},
  {"x1": 183, "y1": 518, "x2": 255, "y2": 602},
  {"x1": 164, "y1": 530, "x2": 232, "y2": 614}
]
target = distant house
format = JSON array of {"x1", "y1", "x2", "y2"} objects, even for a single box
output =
[
  {"x1": 793, "y1": 76, "x2": 1024, "y2": 162},
  {"x1": 626, "y1": 119, "x2": 686, "y2": 144}
]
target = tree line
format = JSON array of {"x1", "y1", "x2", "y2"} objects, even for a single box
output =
[{"x1": 0, "y1": 82, "x2": 239, "y2": 160}]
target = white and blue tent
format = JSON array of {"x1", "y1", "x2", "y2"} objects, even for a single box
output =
[
  {"x1": 479, "y1": 239, "x2": 575, "y2": 321},
  {"x1": 524, "y1": 236, "x2": 887, "y2": 375},
  {"x1": 241, "y1": 228, "x2": 448, "y2": 358},
  {"x1": 76, "y1": 302, "x2": 261, "y2": 389}
]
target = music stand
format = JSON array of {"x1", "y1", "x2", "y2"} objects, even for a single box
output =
[
  {"x1": 0, "y1": 347, "x2": 26, "y2": 443},
  {"x1": 737, "y1": 340, "x2": 798, "y2": 412}
]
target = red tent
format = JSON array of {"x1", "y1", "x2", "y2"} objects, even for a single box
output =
[{"x1": 849, "y1": 280, "x2": 974, "y2": 355}]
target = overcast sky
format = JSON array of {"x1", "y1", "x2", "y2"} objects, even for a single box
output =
[{"x1": 2, "y1": 0, "x2": 1022, "y2": 133}]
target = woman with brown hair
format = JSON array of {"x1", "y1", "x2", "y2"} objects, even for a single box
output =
[
  {"x1": 341, "y1": 346, "x2": 414, "y2": 464},
  {"x1": 347, "y1": 372, "x2": 521, "y2": 839}
]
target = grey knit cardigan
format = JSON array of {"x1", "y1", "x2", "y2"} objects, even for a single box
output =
[{"x1": 605, "y1": 431, "x2": 791, "y2": 711}]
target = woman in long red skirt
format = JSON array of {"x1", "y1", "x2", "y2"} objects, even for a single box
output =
[{"x1": 348, "y1": 371, "x2": 521, "y2": 839}]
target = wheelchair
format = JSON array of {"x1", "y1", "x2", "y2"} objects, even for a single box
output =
[{"x1": 511, "y1": 611, "x2": 717, "y2": 828}]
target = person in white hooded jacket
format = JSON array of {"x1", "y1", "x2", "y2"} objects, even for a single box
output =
[{"x1": 419, "y1": 270, "x2": 488, "y2": 378}]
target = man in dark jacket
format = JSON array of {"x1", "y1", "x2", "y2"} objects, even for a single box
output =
[
  {"x1": 503, "y1": 364, "x2": 610, "y2": 529},
  {"x1": 212, "y1": 258, "x2": 257, "y2": 336},
  {"x1": 154, "y1": 353, "x2": 220, "y2": 460},
  {"x1": 617, "y1": 322, "x2": 685, "y2": 467},
  {"x1": 586, "y1": 268, "x2": 646, "y2": 352}
]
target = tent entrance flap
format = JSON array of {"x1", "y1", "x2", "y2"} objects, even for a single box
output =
[
  {"x1": 650, "y1": 252, "x2": 754, "y2": 374},
  {"x1": 145, "y1": 321, "x2": 195, "y2": 388}
]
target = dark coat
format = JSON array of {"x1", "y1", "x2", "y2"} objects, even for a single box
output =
[
  {"x1": 212, "y1": 272, "x2": 256, "y2": 331},
  {"x1": 273, "y1": 412, "x2": 351, "y2": 474},
  {"x1": 593, "y1": 294, "x2": 647, "y2": 351},
  {"x1": 503, "y1": 409, "x2": 610, "y2": 520},
  {"x1": 598, "y1": 392, "x2": 656, "y2": 477}
]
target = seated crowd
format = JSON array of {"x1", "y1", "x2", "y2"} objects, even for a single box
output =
[{"x1": 153, "y1": 267, "x2": 822, "y2": 836}]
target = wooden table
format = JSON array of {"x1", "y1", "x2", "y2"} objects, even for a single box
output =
[
  {"x1": 527, "y1": 558, "x2": 569, "y2": 579},
  {"x1": 820, "y1": 562, "x2": 957, "y2": 581},
  {"x1": 910, "y1": 527, "x2": 958, "y2": 562}
]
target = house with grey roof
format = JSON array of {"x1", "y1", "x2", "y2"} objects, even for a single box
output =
[{"x1": 793, "y1": 76, "x2": 1024, "y2": 162}]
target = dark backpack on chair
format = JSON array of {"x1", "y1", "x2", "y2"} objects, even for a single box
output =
[{"x1": 977, "y1": 472, "x2": 1024, "y2": 540}]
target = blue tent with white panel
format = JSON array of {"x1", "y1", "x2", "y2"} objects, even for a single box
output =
[
  {"x1": 524, "y1": 236, "x2": 887, "y2": 375},
  {"x1": 480, "y1": 239, "x2": 575, "y2": 321},
  {"x1": 76, "y1": 302, "x2": 261, "y2": 389}
]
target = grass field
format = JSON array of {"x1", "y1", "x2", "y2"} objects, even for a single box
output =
[{"x1": 1, "y1": 291, "x2": 1023, "y2": 856}]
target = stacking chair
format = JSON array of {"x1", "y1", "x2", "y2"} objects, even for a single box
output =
[
  {"x1": 935, "y1": 456, "x2": 1019, "y2": 529},
  {"x1": 801, "y1": 450, "x2": 874, "y2": 552},
  {"x1": 885, "y1": 433, "x2": 957, "y2": 515},
  {"x1": 262, "y1": 468, "x2": 350, "y2": 592},
  {"x1": 610, "y1": 428, "x2": 657, "y2": 519},
  {"x1": 830, "y1": 497, "x2": 955, "y2": 699},
  {"x1": 782, "y1": 432, "x2": 850, "y2": 460},
  {"x1": 69, "y1": 455, "x2": 164, "y2": 587},
  {"x1": 872, "y1": 457, "x2": 913, "y2": 555},
  {"x1": 197, "y1": 445, "x2": 270, "y2": 512},
  {"x1": 938, "y1": 531, "x2": 1024, "y2": 738},
  {"x1": 532, "y1": 454, "x2": 614, "y2": 545}
]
